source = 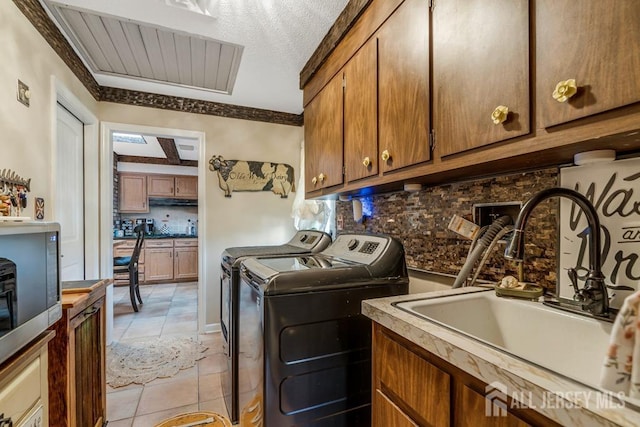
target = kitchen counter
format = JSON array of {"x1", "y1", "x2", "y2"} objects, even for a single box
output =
[
  {"x1": 362, "y1": 287, "x2": 640, "y2": 426},
  {"x1": 115, "y1": 234, "x2": 198, "y2": 240}
]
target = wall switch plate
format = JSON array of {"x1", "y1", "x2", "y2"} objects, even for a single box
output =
[{"x1": 17, "y1": 80, "x2": 30, "y2": 107}]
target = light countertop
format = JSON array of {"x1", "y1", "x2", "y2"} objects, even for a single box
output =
[{"x1": 362, "y1": 287, "x2": 640, "y2": 426}]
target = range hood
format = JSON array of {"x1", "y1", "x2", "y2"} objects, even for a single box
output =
[{"x1": 148, "y1": 197, "x2": 198, "y2": 207}]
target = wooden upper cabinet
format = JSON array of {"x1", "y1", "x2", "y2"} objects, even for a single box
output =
[
  {"x1": 119, "y1": 173, "x2": 148, "y2": 213},
  {"x1": 433, "y1": 0, "x2": 530, "y2": 157},
  {"x1": 147, "y1": 175, "x2": 174, "y2": 197},
  {"x1": 377, "y1": 0, "x2": 431, "y2": 173},
  {"x1": 536, "y1": 0, "x2": 640, "y2": 128},
  {"x1": 344, "y1": 39, "x2": 378, "y2": 183},
  {"x1": 148, "y1": 175, "x2": 198, "y2": 198},
  {"x1": 304, "y1": 72, "x2": 344, "y2": 193},
  {"x1": 175, "y1": 176, "x2": 198, "y2": 198}
]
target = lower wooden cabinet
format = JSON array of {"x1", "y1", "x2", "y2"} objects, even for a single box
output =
[
  {"x1": 372, "y1": 324, "x2": 558, "y2": 427},
  {"x1": 174, "y1": 239, "x2": 198, "y2": 280},
  {"x1": 145, "y1": 241, "x2": 175, "y2": 281},
  {"x1": 0, "y1": 332, "x2": 53, "y2": 427},
  {"x1": 49, "y1": 285, "x2": 106, "y2": 427}
]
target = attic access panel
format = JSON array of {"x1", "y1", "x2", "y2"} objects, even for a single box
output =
[{"x1": 43, "y1": 1, "x2": 244, "y2": 94}]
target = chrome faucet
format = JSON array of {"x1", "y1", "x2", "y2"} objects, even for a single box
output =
[{"x1": 504, "y1": 187, "x2": 609, "y2": 316}]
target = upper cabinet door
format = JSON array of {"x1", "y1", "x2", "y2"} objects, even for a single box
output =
[
  {"x1": 344, "y1": 39, "x2": 378, "y2": 183},
  {"x1": 147, "y1": 175, "x2": 175, "y2": 197},
  {"x1": 175, "y1": 176, "x2": 198, "y2": 198},
  {"x1": 536, "y1": 0, "x2": 640, "y2": 128},
  {"x1": 377, "y1": 0, "x2": 431, "y2": 173},
  {"x1": 304, "y1": 72, "x2": 344, "y2": 193},
  {"x1": 433, "y1": 0, "x2": 530, "y2": 157}
]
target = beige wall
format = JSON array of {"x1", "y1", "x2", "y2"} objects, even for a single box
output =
[
  {"x1": 0, "y1": 1, "x2": 98, "y2": 220},
  {"x1": 100, "y1": 103, "x2": 303, "y2": 327}
]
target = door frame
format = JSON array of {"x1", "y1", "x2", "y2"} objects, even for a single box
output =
[
  {"x1": 100, "y1": 121, "x2": 207, "y2": 339},
  {"x1": 50, "y1": 77, "x2": 100, "y2": 277}
]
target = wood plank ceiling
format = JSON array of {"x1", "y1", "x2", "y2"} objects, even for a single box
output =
[{"x1": 46, "y1": 3, "x2": 244, "y2": 94}]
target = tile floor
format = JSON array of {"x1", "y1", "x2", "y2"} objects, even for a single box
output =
[{"x1": 107, "y1": 282, "x2": 228, "y2": 426}]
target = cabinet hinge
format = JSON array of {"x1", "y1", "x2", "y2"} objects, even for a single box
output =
[
  {"x1": 429, "y1": 129, "x2": 436, "y2": 152},
  {"x1": 429, "y1": 0, "x2": 435, "y2": 10}
]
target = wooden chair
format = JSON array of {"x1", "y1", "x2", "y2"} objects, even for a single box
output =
[{"x1": 113, "y1": 224, "x2": 145, "y2": 311}]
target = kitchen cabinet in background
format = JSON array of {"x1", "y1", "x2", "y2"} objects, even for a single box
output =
[
  {"x1": 536, "y1": 0, "x2": 640, "y2": 128},
  {"x1": 174, "y1": 239, "x2": 198, "y2": 280},
  {"x1": 377, "y1": 0, "x2": 431, "y2": 173},
  {"x1": 119, "y1": 173, "x2": 148, "y2": 213},
  {"x1": 145, "y1": 240, "x2": 175, "y2": 281},
  {"x1": 433, "y1": 0, "x2": 530, "y2": 157},
  {"x1": 147, "y1": 175, "x2": 198, "y2": 199}
]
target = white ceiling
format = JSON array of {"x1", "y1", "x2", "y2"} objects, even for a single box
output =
[{"x1": 42, "y1": 0, "x2": 349, "y2": 114}]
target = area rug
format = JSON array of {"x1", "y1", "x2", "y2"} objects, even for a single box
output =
[{"x1": 106, "y1": 336, "x2": 208, "y2": 387}]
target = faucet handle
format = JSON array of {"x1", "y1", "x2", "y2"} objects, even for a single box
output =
[{"x1": 567, "y1": 268, "x2": 581, "y2": 295}]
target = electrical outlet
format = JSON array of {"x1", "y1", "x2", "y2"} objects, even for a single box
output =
[
  {"x1": 473, "y1": 202, "x2": 522, "y2": 228},
  {"x1": 17, "y1": 80, "x2": 30, "y2": 107}
]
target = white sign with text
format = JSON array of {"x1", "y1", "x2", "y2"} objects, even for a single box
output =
[{"x1": 560, "y1": 157, "x2": 640, "y2": 309}]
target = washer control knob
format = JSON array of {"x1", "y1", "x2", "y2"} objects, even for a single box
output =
[
  {"x1": 300, "y1": 234, "x2": 308, "y2": 242},
  {"x1": 347, "y1": 239, "x2": 359, "y2": 251}
]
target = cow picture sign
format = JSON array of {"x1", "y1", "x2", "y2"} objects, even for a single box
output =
[{"x1": 209, "y1": 155, "x2": 295, "y2": 198}]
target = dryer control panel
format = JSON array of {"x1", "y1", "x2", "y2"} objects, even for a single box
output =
[{"x1": 323, "y1": 234, "x2": 390, "y2": 264}]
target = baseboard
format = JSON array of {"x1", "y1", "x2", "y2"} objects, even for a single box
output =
[{"x1": 202, "y1": 322, "x2": 221, "y2": 334}]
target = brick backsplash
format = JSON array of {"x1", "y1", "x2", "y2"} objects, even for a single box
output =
[{"x1": 337, "y1": 168, "x2": 560, "y2": 289}]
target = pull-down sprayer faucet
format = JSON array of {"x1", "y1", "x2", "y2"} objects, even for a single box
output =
[{"x1": 504, "y1": 187, "x2": 609, "y2": 316}]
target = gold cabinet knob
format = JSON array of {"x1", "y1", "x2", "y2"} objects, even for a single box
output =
[
  {"x1": 491, "y1": 105, "x2": 509, "y2": 125},
  {"x1": 553, "y1": 79, "x2": 577, "y2": 103},
  {"x1": 362, "y1": 157, "x2": 371, "y2": 167},
  {"x1": 318, "y1": 173, "x2": 326, "y2": 183},
  {"x1": 311, "y1": 176, "x2": 317, "y2": 185},
  {"x1": 381, "y1": 150, "x2": 390, "y2": 162}
]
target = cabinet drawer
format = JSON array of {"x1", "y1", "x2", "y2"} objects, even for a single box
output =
[
  {"x1": 114, "y1": 240, "x2": 140, "y2": 249},
  {"x1": 114, "y1": 247, "x2": 145, "y2": 264},
  {"x1": 0, "y1": 357, "x2": 42, "y2": 424},
  {"x1": 375, "y1": 329, "x2": 450, "y2": 426},
  {"x1": 145, "y1": 240, "x2": 174, "y2": 248},
  {"x1": 174, "y1": 239, "x2": 197, "y2": 247}
]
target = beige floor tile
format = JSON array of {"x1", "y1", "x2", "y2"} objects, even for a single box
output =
[
  {"x1": 162, "y1": 320, "x2": 197, "y2": 335},
  {"x1": 199, "y1": 397, "x2": 229, "y2": 418},
  {"x1": 120, "y1": 316, "x2": 166, "y2": 340},
  {"x1": 198, "y1": 373, "x2": 223, "y2": 402},
  {"x1": 137, "y1": 376, "x2": 199, "y2": 415},
  {"x1": 146, "y1": 365, "x2": 198, "y2": 386},
  {"x1": 197, "y1": 353, "x2": 226, "y2": 375},
  {"x1": 131, "y1": 404, "x2": 199, "y2": 427},
  {"x1": 106, "y1": 387, "x2": 142, "y2": 421}
]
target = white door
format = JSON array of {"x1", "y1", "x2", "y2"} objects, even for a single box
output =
[{"x1": 56, "y1": 103, "x2": 85, "y2": 280}]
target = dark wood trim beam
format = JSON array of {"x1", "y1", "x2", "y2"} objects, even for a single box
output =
[
  {"x1": 117, "y1": 155, "x2": 198, "y2": 167},
  {"x1": 157, "y1": 138, "x2": 181, "y2": 165},
  {"x1": 100, "y1": 87, "x2": 304, "y2": 127},
  {"x1": 300, "y1": 0, "x2": 373, "y2": 88},
  {"x1": 13, "y1": 0, "x2": 101, "y2": 100}
]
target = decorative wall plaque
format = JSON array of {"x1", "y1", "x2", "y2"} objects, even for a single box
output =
[
  {"x1": 559, "y1": 157, "x2": 640, "y2": 309},
  {"x1": 208, "y1": 155, "x2": 295, "y2": 198}
]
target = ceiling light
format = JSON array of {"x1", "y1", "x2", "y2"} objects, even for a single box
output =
[
  {"x1": 113, "y1": 132, "x2": 146, "y2": 144},
  {"x1": 178, "y1": 144, "x2": 195, "y2": 151},
  {"x1": 165, "y1": 0, "x2": 218, "y2": 17}
]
